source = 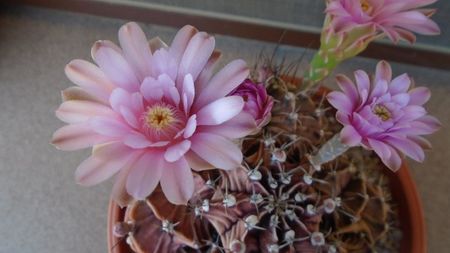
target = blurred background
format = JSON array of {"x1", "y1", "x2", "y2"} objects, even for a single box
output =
[{"x1": 0, "y1": 1, "x2": 448, "y2": 252}]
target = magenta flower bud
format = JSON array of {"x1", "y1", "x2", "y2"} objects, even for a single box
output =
[{"x1": 230, "y1": 79, "x2": 274, "y2": 129}]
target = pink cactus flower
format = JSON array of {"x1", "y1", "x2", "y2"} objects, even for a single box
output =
[
  {"x1": 327, "y1": 61, "x2": 440, "y2": 171},
  {"x1": 52, "y1": 22, "x2": 255, "y2": 204},
  {"x1": 326, "y1": 0, "x2": 441, "y2": 43},
  {"x1": 230, "y1": 79, "x2": 274, "y2": 129}
]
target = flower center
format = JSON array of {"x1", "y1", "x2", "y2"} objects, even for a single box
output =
[
  {"x1": 360, "y1": 0, "x2": 372, "y2": 13},
  {"x1": 145, "y1": 104, "x2": 175, "y2": 131},
  {"x1": 373, "y1": 105, "x2": 391, "y2": 121}
]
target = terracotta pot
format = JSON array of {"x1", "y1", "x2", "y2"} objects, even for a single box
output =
[{"x1": 107, "y1": 162, "x2": 426, "y2": 253}]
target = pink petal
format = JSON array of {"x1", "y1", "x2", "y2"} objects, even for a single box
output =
[
  {"x1": 354, "y1": 70, "x2": 370, "y2": 92},
  {"x1": 111, "y1": 157, "x2": 135, "y2": 207},
  {"x1": 92, "y1": 40, "x2": 140, "y2": 92},
  {"x1": 336, "y1": 111, "x2": 350, "y2": 125},
  {"x1": 367, "y1": 138, "x2": 392, "y2": 160},
  {"x1": 65, "y1": 59, "x2": 115, "y2": 102},
  {"x1": 160, "y1": 158, "x2": 195, "y2": 205},
  {"x1": 149, "y1": 36, "x2": 168, "y2": 53},
  {"x1": 327, "y1": 91, "x2": 353, "y2": 114},
  {"x1": 52, "y1": 123, "x2": 110, "y2": 151},
  {"x1": 75, "y1": 142, "x2": 137, "y2": 186},
  {"x1": 194, "y1": 59, "x2": 249, "y2": 110},
  {"x1": 409, "y1": 87, "x2": 431, "y2": 105},
  {"x1": 190, "y1": 133, "x2": 243, "y2": 170},
  {"x1": 184, "y1": 151, "x2": 215, "y2": 171},
  {"x1": 169, "y1": 25, "x2": 198, "y2": 66},
  {"x1": 123, "y1": 132, "x2": 153, "y2": 148},
  {"x1": 375, "y1": 60, "x2": 392, "y2": 84},
  {"x1": 119, "y1": 106, "x2": 139, "y2": 128},
  {"x1": 182, "y1": 74, "x2": 195, "y2": 114},
  {"x1": 196, "y1": 51, "x2": 222, "y2": 93},
  {"x1": 385, "y1": 137, "x2": 425, "y2": 162},
  {"x1": 56, "y1": 100, "x2": 115, "y2": 124},
  {"x1": 126, "y1": 151, "x2": 164, "y2": 200},
  {"x1": 200, "y1": 111, "x2": 257, "y2": 139},
  {"x1": 336, "y1": 74, "x2": 358, "y2": 102},
  {"x1": 387, "y1": 11, "x2": 440, "y2": 35},
  {"x1": 340, "y1": 125, "x2": 362, "y2": 146},
  {"x1": 90, "y1": 116, "x2": 131, "y2": 137},
  {"x1": 61, "y1": 86, "x2": 106, "y2": 104},
  {"x1": 389, "y1": 73, "x2": 411, "y2": 95},
  {"x1": 401, "y1": 105, "x2": 427, "y2": 121},
  {"x1": 140, "y1": 76, "x2": 165, "y2": 102},
  {"x1": 196, "y1": 96, "x2": 244, "y2": 126},
  {"x1": 164, "y1": 140, "x2": 191, "y2": 162},
  {"x1": 118, "y1": 22, "x2": 152, "y2": 80},
  {"x1": 382, "y1": 146, "x2": 403, "y2": 172},
  {"x1": 183, "y1": 114, "x2": 197, "y2": 138},
  {"x1": 392, "y1": 93, "x2": 410, "y2": 107},
  {"x1": 408, "y1": 135, "x2": 432, "y2": 150},
  {"x1": 177, "y1": 32, "x2": 215, "y2": 84}
]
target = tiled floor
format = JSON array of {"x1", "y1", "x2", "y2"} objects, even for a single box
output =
[{"x1": 0, "y1": 5, "x2": 448, "y2": 253}]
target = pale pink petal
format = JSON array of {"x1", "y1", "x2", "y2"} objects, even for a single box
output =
[
  {"x1": 123, "y1": 132, "x2": 153, "y2": 148},
  {"x1": 184, "y1": 151, "x2": 215, "y2": 171},
  {"x1": 409, "y1": 87, "x2": 431, "y2": 105},
  {"x1": 408, "y1": 135, "x2": 432, "y2": 150},
  {"x1": 375, "y1": 60, "x2": 392, "y2": 83},
  {"x1": 164, "y1": 140, "x2": 191, "y2": 162},
  {"x1": 401, "y1": 105, "x2": 427, "y2": 121},
  {"x1": 159, "y1": 158, "x2": 195, "y2": 205},
  {"x1": 90, "y1": 116, "x2": 131, "y2": 137},
  {"x1": 336, "y1": 74, "x2": 358, "y2": 102},
  {"x1": 387, "y1": 11, "x2": 440, "y2": 35},
  {"x1": 111, "y1": 157, "x2": 135, "y2": 207},
  {"x1": 118, "y1": 22, "x2": 152, "y2": 80},
  {"x1": 183, "y1": 114, "x2": 197, "y2": 138},
  {"x1": 196, "y1": 51, "x2": 222, "y2": 93},
  {"x1": 336, "y1": 111, "x2": 350, "y2": 125},
  {"x1": 392, "y1": 93, "x2": 410, "y2": 107},
  {"x1": 56, "y1": 100, "x2": 115, "y2": 124},
  {"x1": 382, "y1": 146, "x2": 403, "y2": 172},
  {"x1": 354, "y1": 70, "x2": 371, "y2": 93},
  {"x1": 196, "y1": 96, "x2": 244, "y2": 126},
  {"x1": 75, "y1": 142, "x2": 137, "y2": 186},
  {"x1": 340, "y1": 125, "x2": 362, "y2": 146},
  {"x1": 182, "y1": 74, "x2": 195, "y2": 114},
  {"x1": 367, "y1": 138, "x2": 392, "y2": 160},
  {"x1": 126, "y1": 151, "x2": 164, "y2": 200},
  {"x1": 200, "y1": 112, "x2": 257, "y2": 139},
  {"x1": 61, "y1": 86, "x2": 106, "y2": 104},
  {"x1": 65, "y1": 59, "x2": 115, "y2": 101},
  {"x1": 140, "y1": 76, "x2": 164, "y2": 102},
  {"x1": 194, "y1": 59, "x2": 249, "y2": 110},
  {"x1": 92, "y1": 40, "x2": 140, "y2": 92},
  {"x1": 169, "y1": 25, "x2": 198, "y2": 65},
  {"x1": 327, "y1": 91, "x2": 353, "y2": 114},
  {"x1": 119, "y1": 106, "x2": 139, "y2": 128},
  {"x1": 389, "y1": 73, "x2": 411, "y2": 94},
  {"x1": 178, "y1": 32, "x2": 215, "y2": 84},
  {"x1": 190, "y1": 133, "x2": 242, "y2": 170},
  {"x1": 385, "y1": 136, "x2": 425, "y2": 162},
  {"x1": 52, "y1": 123, "x2": 111, "y2": 151},
  {"x1": 149, "y1": 36, "x2": 168, "y2": 53}
]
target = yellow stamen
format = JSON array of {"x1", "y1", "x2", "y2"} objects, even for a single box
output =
[
  {"x1": 360, "y1": 0, "x2": 372, "y2": 13},
  {"x1": 373, "y1": 105, "x2": 391, "y2": 121},
  {"x1": 145, "y1": 105, "x2": 174, "y2": 130}
]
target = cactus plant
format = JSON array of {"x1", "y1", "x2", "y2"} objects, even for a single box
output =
[{"x1": 112, "y1": 58, "x2": 400, "y2": 253}]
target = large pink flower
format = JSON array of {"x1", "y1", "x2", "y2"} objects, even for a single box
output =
[
  {"x1": 327, "y1": 61, "x2": 440, "y2": 171},
  {"x1": 326, "y1": 0, "x2": 440, "y2": 43},
  {"x1": 52, "y1": 22, "x2": 254, "y2": 204}
]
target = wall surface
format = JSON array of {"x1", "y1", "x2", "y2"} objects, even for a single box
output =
[
  {"x1": 133, "y1": 0, "x2": 450, "y2": 48},
  {"x1": 0, "y1": 4, "x2": 449, "y2": 253}
]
